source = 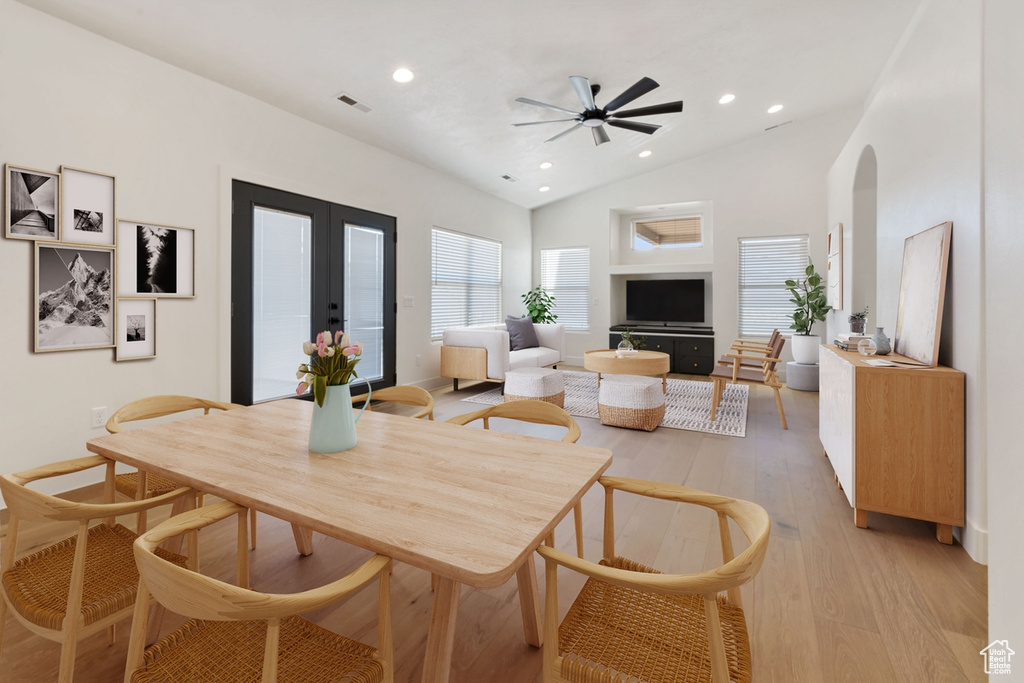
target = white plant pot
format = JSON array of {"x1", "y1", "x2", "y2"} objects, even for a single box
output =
[{"x1": 791, "y1": 334, "x2": 821, "y2": 365}]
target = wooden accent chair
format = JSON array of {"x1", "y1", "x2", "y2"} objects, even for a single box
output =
[
  {"x1": 124, "y1": 500, "x2": 393, "y2": 683},
  {"x1": 710, "y1": 334, "x2": 788, "y2": 429},
  {"x1": 104, "y1": 395, "x2": 259, "y2": 545},
  {"x1": 536, "y1": 476, "x2": 771, "y2": 683},
  {"x1": 0, "y1": 456, "x2": 190, "y2": 683},
  {"x1": 718, "y1": 329, "x2": 781, "y2": 369},
  {"x1": 446, "y1": 400, "x2": 585, "y2": 557},
  {"x1": 351, "y1": 385, "x2": 434, "y2": 420}
]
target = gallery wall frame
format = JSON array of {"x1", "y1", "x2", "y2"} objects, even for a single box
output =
[
  {"x1": 35, "y1": 243, "x2": 115, "y2": 353},
  {"x1": 116, "y1": 297, "x2": 156, "y2": 361},
  {"x1": 827, "y1": 222, "x2": 843, "y2": 309},
  {"x1": 116, "y1": 219, "x2": 195, "y2": 298},
  {"x1": 61, "y1": 166, "x2": 115, "y2": 246},
  {"x1": 5, "y1": 164, "x2": 60, "y2": 242},
  {"x1": 894, "y1": 221, "x2": 953, "y2": 367}
]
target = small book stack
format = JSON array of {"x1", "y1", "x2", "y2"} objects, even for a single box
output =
[{"x1": 834, "y1": 333, "x2": 871, "y2": 351}]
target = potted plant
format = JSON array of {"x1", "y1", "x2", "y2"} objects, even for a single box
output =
[
  {"x1": 521, "y1": 286, "x2": 557, "y2": 324},
  {"x1": 785, "y1": 260, "x2": 832, "y2": 365},
  {"x1": 848, "y1": 306, "x2": 869, "y2": 335}
]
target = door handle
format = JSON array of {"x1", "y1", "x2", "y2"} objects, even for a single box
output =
[{"x1": 330, "y1": 317, "x2": 340, "y2": 325}]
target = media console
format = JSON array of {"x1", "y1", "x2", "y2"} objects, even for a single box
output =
[{"x1": 609, "y1": 325, "x2": 715, "y2": 376}]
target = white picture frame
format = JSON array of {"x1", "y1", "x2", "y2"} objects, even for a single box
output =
[
  {"x1": 117, "y1": 219, "x2": 196, "y2": 297},
  {"x1": 116, "y1": 297, "x2": 156, "y2": 361},
  {"x1": 61, "y1": 166, "x2": 116, "y2": 246}
]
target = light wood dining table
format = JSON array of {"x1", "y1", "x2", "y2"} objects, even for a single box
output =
[{"x1": 86, "y1": 398, "x2": 612, "y2": 683}]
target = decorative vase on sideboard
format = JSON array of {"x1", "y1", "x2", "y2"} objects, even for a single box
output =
[
  {"x1": 871, "y1": 326, "x2": 891, "y2": 356},
  {"x1": 308, "y1": 383, "x2": 371, "y2": 453}
]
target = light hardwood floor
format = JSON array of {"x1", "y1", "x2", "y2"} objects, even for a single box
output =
[{"x1": 0, "y1": 370, "x2": 987, "y2": 682}]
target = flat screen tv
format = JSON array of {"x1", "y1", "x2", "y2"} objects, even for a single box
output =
[{"x1": 626, "y1": 278, "x2": 706, "y2": 326}]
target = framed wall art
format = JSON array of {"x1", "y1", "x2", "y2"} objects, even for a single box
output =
[
  {"x1": 61, "y1": 166, "x2": 115, "y2": 246},
  {"x1": 35, "y1": 243, "x2": 115, "y2": 352},
  {"x1": 116, "y1": 219, "x2": 195, "y2": 297},
  {"x1": 116, "y1": 297, "x2": 156, "y2": 361},
  {"x1": 5, "y1": 164, "x2": 60, "y2": 241},
  {"x1": 826, "y1": 223, "x2": 843, "y2": 309},
  {"x1": 894, "y1": 221, "x2": 953, "y2": 366}
]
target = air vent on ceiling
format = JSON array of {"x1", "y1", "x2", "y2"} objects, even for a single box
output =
[
  {"x1": 500, "y1": 174, "x2": 519, "y2": 183},
  {"x1": 764, "y1": 120, "x2": 793, "y2": 132},
  {"x1": 336, "y1": 92, "x2": 372, "y2": 113}
]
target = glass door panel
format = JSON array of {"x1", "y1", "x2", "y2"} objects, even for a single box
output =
[
  {"x1": 344, "y1": 223, "x2": 384, "y2": 382},
  {"x1": 251, "y1": 206, "x2": 312, "y2": 402}
]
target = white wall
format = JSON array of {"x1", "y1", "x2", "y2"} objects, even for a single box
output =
[
  {"x1": 984, "y1": 0, "x2": 1024, "y2": 653},
  {"x1": 826, "y1": 0, "x2": 986, "y2": 563},
  {"x1": 0, "y1": 2, "x2": 531, "y2": 491},
  {"x1": 531, "y1": 108, "x2": 861, "y2": 366}
]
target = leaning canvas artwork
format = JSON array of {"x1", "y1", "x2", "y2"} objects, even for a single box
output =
[{"x1": 35, "y1": 244, "x2": 114, "y2": 352}]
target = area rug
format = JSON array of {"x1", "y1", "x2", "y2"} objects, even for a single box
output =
[{"x1": 462, "y1": 370, "x2": 748, "y2": 437}]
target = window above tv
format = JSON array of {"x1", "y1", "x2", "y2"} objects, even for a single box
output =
[
  {"x1": 632, "y1": 214, "x2": 703, "y2": 251},
  {"x1": 611, "y1": 200, "x2": 713, "y2": 269}
]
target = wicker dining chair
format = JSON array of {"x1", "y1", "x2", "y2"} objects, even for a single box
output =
[
  {"x1": 446, "y1": 400, "x2": 585, "y2": 557},
  {"x1": 351, "y1": 385, "x2": 435, "y2": 420},
  {"x1": 0, "y1": 456, "x2": 191, "y2": 683},
  {"x1": 710, "y1": 334, "x2": 788, "y2": 429},
  {"x1": 124, "y1": 500, "x2": 394, "y2": 683},
  {"x1": 104, "y1": 395, "x2": 260, "y2": 545},
  {"x1": 536, "y1": 476, "x2": 771, "y2": 683}
]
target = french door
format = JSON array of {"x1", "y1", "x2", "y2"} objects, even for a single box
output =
[{"x1": 231, "y1": 181, "x2": 396, "y2": 405}]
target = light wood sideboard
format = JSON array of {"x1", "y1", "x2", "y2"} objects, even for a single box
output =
[{"x1": 818, "y1": 346, "x2": 964, "y2": 543}]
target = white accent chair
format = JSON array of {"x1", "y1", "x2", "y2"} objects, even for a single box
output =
[{"x1": 441, "y1": 323, "x2": 565, "y2": 390}]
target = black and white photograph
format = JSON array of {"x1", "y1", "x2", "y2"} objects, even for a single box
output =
[
  {"x1": 34, "y1": 243, "x2": 114, "y2": 352},
  {"x1": 117, "y1": 219, "x2": 195, "y2": 297},
  {"x1": 116, "y1": 297, "x2": 156, "y2": 361},
  {"x1": 61, "y1": 166, "x2": 115, "y2": 246},
  {"x1": 5, "y1": 164, "x2": 60, "y2": 241}
]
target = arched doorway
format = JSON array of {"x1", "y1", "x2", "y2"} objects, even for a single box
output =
[{"x1": 851, "y1": 145, "x2": 877, "y2": 326}]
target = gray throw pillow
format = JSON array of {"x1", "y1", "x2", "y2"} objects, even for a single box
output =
[{"x1": 506, "y1": 315, "x2": 540, "y2": 351}]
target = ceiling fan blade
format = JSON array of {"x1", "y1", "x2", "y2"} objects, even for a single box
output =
[
  {"x1": 592, "y1": 125, "x2": 611, "y2": 146},
  {"x1": 545, "y1": 124, "x2": 583, "y2": 143},
  {"x1": 607, "y1": 119, "x2": 661, "y2": 135},
  {"x1": 569, "y1": 75, "x2": 597, "y2": 111},
  {"x1": 512, "y1": 118, "x2": 579, "y2": 127},
  {"x1": 515, "y1": 97, "x2": 580, "y2": 117},
  {"x1": 604, "y1": 77, "x2": 660, "y2": 112},
  {"x1": 611, "y1": 101, "x2": 684, "y2": 119}
]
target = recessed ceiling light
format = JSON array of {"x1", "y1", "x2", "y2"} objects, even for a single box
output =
[
  {"x1": 539, "y1": 161, "x2": 553, "y2": 170},
  {"x1": 638, "y1": 150, "x2": 652, "y2": 158},
  {"x1": 539, "y1": 186, "x2": 550, "y2": 192},
  {"x1": 719, "y1": 94, "x2": 736, "y2": 104},
  {"x1": 767, "y1": 104, "x2": 784, "y2": 114},
  {"x1": 392, "y1": 68, "x2": 414, "y2": 83}
]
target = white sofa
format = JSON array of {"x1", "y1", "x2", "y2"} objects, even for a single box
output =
[{"x1": 441, "y1": 323, "x2": 565, "y2": 390}]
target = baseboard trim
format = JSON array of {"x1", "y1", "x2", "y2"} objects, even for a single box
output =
[{"x1": 958, "y1": 516, "x2": 988, "y2": 565}]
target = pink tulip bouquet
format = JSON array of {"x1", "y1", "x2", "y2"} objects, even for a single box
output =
[{"x1": 296, "y1": 330, "x2": 363, "y2": 406}]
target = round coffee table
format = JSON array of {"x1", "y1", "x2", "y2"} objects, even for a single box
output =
[{"x1": 583, "y1": 349, "x2": 671, "y2": 393}]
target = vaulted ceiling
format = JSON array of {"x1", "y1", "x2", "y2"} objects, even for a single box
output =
[{"x1": 19, "y1": 0, "x2": 922, "y2": 209}]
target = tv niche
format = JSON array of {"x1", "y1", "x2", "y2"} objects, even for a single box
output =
[{"x1": 625, "y1": 278, "x2": 710, "y2": 329}]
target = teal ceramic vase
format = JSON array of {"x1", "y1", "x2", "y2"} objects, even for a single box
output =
[
  {"x1": 871, "y1": 326, "x2": 891, "y2": 356},
  {"x1": 308, "y1": 383, "x2": 371, "y2": 453}
]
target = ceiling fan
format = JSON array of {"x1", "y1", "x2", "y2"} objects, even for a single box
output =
[{"x1": 513, "y1": 75, "x2": 683, "y2": 146}]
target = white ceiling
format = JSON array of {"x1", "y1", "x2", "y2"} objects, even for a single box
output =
[{"x1": 19, "y1": 0, "x2": 921, "y2": 209}]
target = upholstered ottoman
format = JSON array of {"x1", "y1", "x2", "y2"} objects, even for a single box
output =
[
  {"x1": 504, "y1": 367, "x2": 565, "y2": 407},
  {"x1": 597, "y1": 374, "x2": 665, "y2": 431}
]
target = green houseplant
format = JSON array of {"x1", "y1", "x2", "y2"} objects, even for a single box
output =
[
  {"x1": 848, "y1": 305, "x2": 869, "y2": 334},
  {"x1": 521, "y1": 286, "x2": 557, "y2": 324},
  {"x1": 785, "y1": 260, "x2": 832, "y2": 364}
]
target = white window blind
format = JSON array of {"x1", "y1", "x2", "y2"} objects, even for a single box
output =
[
  {"x1": 737, "y1": 235, "x2": 809, "y2": 337},
  {"x1": 541, "y1": 247, "x2": 589, "y2": 331},
  {"x1": 431, "y1": 228, "x2": 502, "y2": 339}
]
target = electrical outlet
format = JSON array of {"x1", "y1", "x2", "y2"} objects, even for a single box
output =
[
  {"x1": 91, "y1": 406, "x2": 107, "y2": 429},
  {"x1": 415, "y1": 354, "x2": 422, "y2": 366},
  {"x1": 403, "y1": 296, "x2": 414, "y2": 307}
]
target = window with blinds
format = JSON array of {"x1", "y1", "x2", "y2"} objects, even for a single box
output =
[
  {"x1": 632, "y1": 215, "x2": 702, "y2": 250},
  {"x1": 541, "y1": 247, "x2": 589, "y2": 331},
  {"x1": 737, "y1": 235, "x2": 809, "y2": 337},
  {"x1": 431, "y1": 228, "x2": 502, "y2": 339}
]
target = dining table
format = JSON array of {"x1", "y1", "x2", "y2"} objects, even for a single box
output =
[{"x1": 86, "y1": 397, "x2": 613, "y2": 683}]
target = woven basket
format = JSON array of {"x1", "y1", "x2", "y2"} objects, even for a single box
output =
[
  {"x1": 505, "y1": 390, "x2": 565, "y2": 408},
  {"x1": 598, "y1": 402, "x2": 665, "y2": 431}
]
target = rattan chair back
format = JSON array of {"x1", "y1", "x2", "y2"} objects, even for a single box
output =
[
  {"x1": 351, "y1": 385, "x2": 434, "y2": 420},
  {"x1": 0, "y1": 456, "x2": 190, "y2": 683},
  {"x1": 536, "y1": 476, "x2": 770, "y2": 683},
  {"x1": 125, "y1": 500, "x2": 394, "y2": 683}
]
